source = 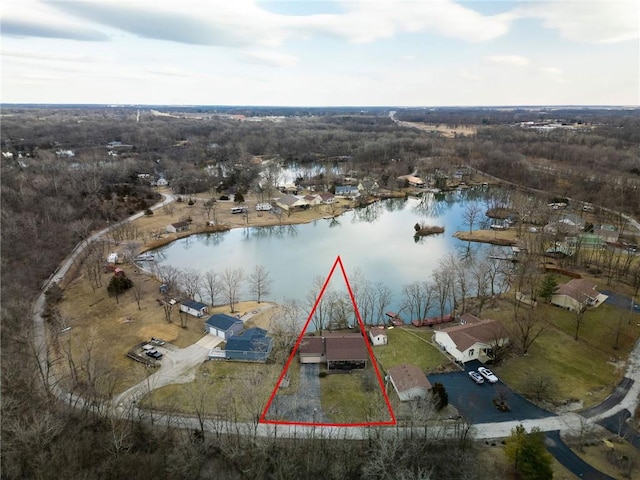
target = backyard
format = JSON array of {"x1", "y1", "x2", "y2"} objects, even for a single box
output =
[{"x1": 372, "y1": 327, "x2": 452, "y2": 373}]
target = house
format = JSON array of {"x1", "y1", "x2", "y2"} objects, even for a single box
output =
[
  {"x1": 369, "y1": 327, "x2": 388, "y2": 346},
  {"x1": 224, "y1": 327, "x2": 273, "y2": 362},
  {"x1": 398, "y1": 175, "x2": 425, "y2": 188},
  {"x1": 153, "y1": 177, "x2": 169, "y2": 187},
  {"x1": 166, "y1": 221, "x2": 190, "y2": 233},
  {"x1": 387, "y1": 364, "x2": 432, "y2": 401},
  {"x1": 317, "y1": 192, "x2": 336, "y2": 204},
  {"x1": 303, "y1": 194, "x2": 322, "y2": 207},
  {"x1": 179, "y1": 299, "x2": 208, "y2": 318},
  {"x1": 434, "y1": 319, "x2": 509, "y2": 363},
  {"x1": 298, "y1": 336, "x2": 325, "y2": 364},
  {"x1": 298, "y1": 333, "x2": 369, "y2": 370},
  {"x1": 204, "y1": 314, "x2": 244, "y2": 339},
  {"x1": 550, "y1": 279, "x2": 608, "y2": 311},
  {"x1": 275, "y1": 194, "x2": 309, "y2": 211},
  {"x1": 335, "y1": 185, "x2": 359, "y2": 198},
  {"x1": 358, "y1": 180, "x2": 379, "y2": 196}
]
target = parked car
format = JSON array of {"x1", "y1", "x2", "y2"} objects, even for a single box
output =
[
  {"x1": 145, "y1": 350, "x2": 163, "y2": 359},
  {"x1": 231, "y1": 206, "x2": 247, "y2": 214},
  {"x1": 468, "y1": 371, "x2": 485, "y2": 384},
  {"x1": 477, "y1": 366, "x2": 499, "y2": 383},
  {"x1": 142, "y1": 344, "x2": 154, "y2": 351},
  {"x1": 151, "y1": 337, "x2": 165, "y2": 346}
]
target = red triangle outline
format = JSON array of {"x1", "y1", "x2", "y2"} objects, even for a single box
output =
[{"x1": 259, "y1": 255, "x2": 397, "y2": 427}]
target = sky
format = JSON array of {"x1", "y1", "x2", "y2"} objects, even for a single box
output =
[{"x1": 1, "y1": 0, "x2": 638, "y2": 106}]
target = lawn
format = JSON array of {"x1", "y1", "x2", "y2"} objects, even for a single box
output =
[
  {"x1": 141, "y1": 360, "x2": 285, "y2": 421},
  {"x1": 373, "y1": 327, "x2": 451, "y2": 373},
  {"x1": 573, "y1": 438, "x2": 640, "y2": 480},
  {"x1": 319, "y1": 368, "x2": 392, "y2": 424},
  {"x1": 496, "y1": 327, "x2": 619, "y2": 407}
]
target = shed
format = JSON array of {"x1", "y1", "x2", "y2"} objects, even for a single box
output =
[
  {"x1": 180, "y1": 299, "x2": 208, "y2": 318},
  {"x1": 166, "y1": 221, "x2": 190, "y2": 234},
  {"x1": 107, "y1": 252, "x2": 119, "y2": 264},
  {"x1": 204, "y1": 314, "x2": 243, "y2": 340},
  {"x1": 368, "y1": 327, "x2": 388, "y2": 346},
  {"x1": 388, "y1": 364, "x2": 432, "y2": 401}
]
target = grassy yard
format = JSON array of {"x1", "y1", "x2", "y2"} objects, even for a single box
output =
[
  {"x1": 141, "y1": 360, "x2": 287, "y2": 421},
  {"x1": 495, "y1": 327, "x2": 619, "y2": 407},
  {"x1": 573, "y1": 439, "x2": 640, "y2": 480},
  {"x1": 477, "y1": 443, "x2": 579, "y2": 480},
  {"x1": 319, "y1": 368, "x2": 392, "y2": 424},
  {"x1": 372, "y1": 327, "x2": 452, "y2": 373}
]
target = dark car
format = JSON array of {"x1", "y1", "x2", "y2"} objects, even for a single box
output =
[
  {"x1": 145, "y1": 350, "x2": 163, "y2": 359},
  {"x1": 468, "y1": 371, "x2": 485, "y2": 384}
]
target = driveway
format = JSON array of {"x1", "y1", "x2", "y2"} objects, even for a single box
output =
[
  {"x1": 544, "y1": 431, "x2": 616, "y2": 480},
  {"x1": 600, "y1": 290, "x2": 640, "y2": 314},
  {"x1": 265, "y1": 364, "x2": 331, "y2": 423},
  {"x1": 427, "y1": 360, "x2": 555, "y2": 424}
]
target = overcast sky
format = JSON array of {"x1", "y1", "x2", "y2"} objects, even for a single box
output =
[{"x1": 1, "y1": 0, "x2": 638, "y2": 106}]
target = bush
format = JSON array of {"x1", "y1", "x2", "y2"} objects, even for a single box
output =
[
  {"x1": 431, "y1": 382, "x2": 449, "y2": 410},
  {"x1": 187, "y1": 199, "x2": 195, "y2": 206},
  {"x1": 107, "y1": 275, "x2": 133, "y2": 296},
  {"x1": 144, "y1": 208, "x2": 154, "y2": 216}
]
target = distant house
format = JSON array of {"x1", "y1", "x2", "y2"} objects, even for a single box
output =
[
  {"x1": 368, "y1": 327, "x2": 388, "y2": 346},
  {"x1": 204, "y1": 314, "x2": 243, "y2": 340},
  {"x1": 387, "y1": 364, "x2": 432, "y2": 401},
  {"x1": 298, "y1": 333, "x2": 369, "y2": 370},
  {"x1": 358, "y1": 180, "x2": 379, "y2": 196},
  {"x1": 551, "y1": 279, "x2": 608, "y2": 311},
  {"x1": 335, "y1": 185, "x2": 360, "y2": 198},
  {"x1": 317, "y1": 192, "x2": 336, "y2": 204},
  {"x1": 179, "y1": 299, "x2": 208, "y2": 318},
  {"x1": 224, "y1": 327, "x2": 273, "y2": 362},
  {"x1": 275, "y1": 194, "x2": 309, "y2": 211},
  {"x1": 153, "y1": 177, "x2": 169, "y2": 187},
  {"x1": 303, "y1": 194, "x2": 322, "y2": 207},
  {"x1": 398, "y1": 175, "x2": 425, "y2": 188},
  {"x1": 434, "y1": 319, "x2": 509, "y2": 363},
  {"x1": 166, "y1": 221, "x2": 190, "y2": 233}
]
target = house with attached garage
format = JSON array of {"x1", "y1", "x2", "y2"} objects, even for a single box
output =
[
  {"x1": 204, "y1": 314, "x2": 243, "y2": 340},
  {"x1": 550, "y1": 278, "x2": 608, "y2": 312},
  {"x1": 179, "y1": 299, "x2": 208, "y2": 318},
  {"x1": 434, "y1": 318, "x2": 509, "y2": 363},
  {"x1": 298, "y1": 333, "x2": 370, "y2": 370},
  {"x1": 224, "y1": 327, "x2": 273, "y2": 362},
  {"x1": 387, "y1": 364, "x2": 432, "y2": 401},
  {"x1": 275, "y1": 194, "x2": 309, "y2": 212}
]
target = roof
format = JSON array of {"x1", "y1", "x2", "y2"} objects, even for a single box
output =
[
  {"x1": 324, "y1": 334, "x2": 369, "y2": 362},
  {"x1": 556, "y1": 278, "x2": 599, "y2": 302},
  {"x1": 438, "y1": 319, "x2": 508, "y2": 352},
  {"x1": 298, "y1": 336, "x2": 324, "y2": 355},
  {"x1": 460, "y1": 313, "x2": 482, "y2": 325},
  {"x1": 388, "y1": 364, "x2": 432, "y2": 393},
  {"x1": 277, "y1": 194, "x2": 306, "y2": 207},
  {"x1": 171, "y1": 221, "x2": 189, "y2": 228},
  {"x1": 205, "y1": 313, "x2": 243, "y2": 331},
  {"x1": 318, "y1": 192, "x2": 335, "y2": 200},
  {"x1": 335, "y1": 185, "x2": 358, "y2": 194},
  {"x1": 369, "y1": 327, "x2": 387, "y2": 337},
  {"x1": 181, "y1": 299, "x2": 207, "y2": 310},
  {"x1": 225, "y1": 327, "x2": 272, "y2": 353}
]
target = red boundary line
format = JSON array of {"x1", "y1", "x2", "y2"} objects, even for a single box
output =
[{"x1": 259, "y1": 255, "x2": 397, "y2": 427}]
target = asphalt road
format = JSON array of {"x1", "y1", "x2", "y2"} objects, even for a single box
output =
[
  {"x1": 544, "y1": 431, "x2": 617, "y2": 480},
  {"x1": 581, "y1": 377, "x2": 635, "y2": 419},
  {"x1": 597, "y1": 410, "x2": 640, "y2": 449},
  {"x1": 600, "y1": 290, "x2": 640, "y2": 314},
  {"x1": 427, "y1": 360, "x2": 555, "y2": 424}
]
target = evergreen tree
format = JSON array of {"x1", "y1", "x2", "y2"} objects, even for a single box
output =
[
  {"x1": 504, "y1": 425, "x2": 553, "y2": 480},
  {"x1": 537, "y1": 274, "x2": 559, "y2": 303},
  {"x1": 431, "y1": 382, "x2": 449, "y2": 410}
]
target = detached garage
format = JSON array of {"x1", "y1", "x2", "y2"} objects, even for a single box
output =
[
  {"x1": 388, "y1": 364, "x2": 432, "y2": 401},
  {"x1": 205, "y1": 314, "x2": 243, "y2": 340}
]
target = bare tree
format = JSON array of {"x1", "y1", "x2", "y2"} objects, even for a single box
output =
[
  {"x1": 401, "y1": 281, "x2": 434, "y2": 322},
  {"x1": 512, "y1": 310, "x2": 546, "y2": 355},
  {"x1": 463, "y1": 201, "x2": 482, "y2": 234},
  {"x1": 131, "y1": 281, "x2": 143, "y2": 310},
  {"x1": 82, "y1": 241, "x2": 106, "y2": 293},
  {"x1": 248, "y1": 264, "x2": 272, "y2": 303},
  {"x1": 180, "y1": 267, "x2": 202, "y2": 301},
  {"x1": 270, "y1": 299, "x2": 303, "y2": 365},
  {"x1": 222, "y1": 267, "x2": 244, "y2": 313},
  {"x1": 305, "y1": 275, "x2": 332, "y2": 334},
  {"x1": 373, "y1": 281, "x2": 393, "y2": 326},
  {"x1": 203, "y1": 269, "x2": 223, "y2": 306}
]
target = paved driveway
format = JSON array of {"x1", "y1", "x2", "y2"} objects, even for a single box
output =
[
  {"x1": 601, "y1": 290, "x2": 640, "y2": 314},
  {"x1": 427, "y1": 360, "x2": 555, "y2": 424}
]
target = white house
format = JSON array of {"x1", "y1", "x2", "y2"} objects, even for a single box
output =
[
  {"x1": 317, "y1": 192, "x2": 336, "y2": 204},
  {"x1": 387, "y1": 364, "x2": 432, "y2": 401},
  {"x1": 434, "y1": 319, "x2": 509, "y2": 363},
  {"x1": 368, "y1": 327, "x2": 388, "y2": 346},
  {"x1": 275, "y1": 194, "x2": 309, "y2": 211},
  {"x1": 551, "y1": 278, "x2": 608, "y2": 312},
  {"x1": 179, "y1": 299, "x2": 208, "y2": 318}
]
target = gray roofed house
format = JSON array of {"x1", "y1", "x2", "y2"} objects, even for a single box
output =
[
  {"x1": 224, "y1": 327, "x2": 273, "y2": 362},
  {"x1": 388, "y1": 364, "x2": 432, "y2": 401},
  {"x1": 205, "y1": 314, "x2": 244, "y2": 340},
  {"x1": 275, "y1": 194, "x2": 309, "y2": 211}
]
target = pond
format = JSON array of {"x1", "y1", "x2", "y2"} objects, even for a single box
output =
[{"x1": 153, "y1": 188, "x2": 508, "y2": 320}]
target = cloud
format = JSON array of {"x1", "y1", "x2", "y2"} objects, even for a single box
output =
[
  {"x1": 1, "y1": 0, "x2": 110, "y2": 41},
  {"x1": 240, "y1": 50, "x2": 298, "y2": 68},
  {"x1": 517, "y1": 0, "x2": 639, "y2": 43},
  {"x1": 484, "y1": 55, "x2": 530, "y2": 67},
  {"x1": 1, "y1": 49, "x2": 106, "y2": 64}
]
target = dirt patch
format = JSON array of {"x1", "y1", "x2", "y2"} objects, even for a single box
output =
[
  {"x1": 137, "y1": 323, "x2": 181, "y2": 343},
  {"x1": 453, "y1": 229, "x2": 518, "y2": 246}
]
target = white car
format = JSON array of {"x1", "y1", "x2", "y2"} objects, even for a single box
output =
[
  {"x1": 477, "y1": 366, "x2": 499, "y2": 384},
  {"x1": 256, "y1": 203, "x2": 272, "y2": 211},
  {"x1": 468, "y1": 371, "x2": 484, "y2": 385}
]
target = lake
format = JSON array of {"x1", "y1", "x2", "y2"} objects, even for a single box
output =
[{"x1": 153, "y1": 189, "x2": 506, "y2": 319}]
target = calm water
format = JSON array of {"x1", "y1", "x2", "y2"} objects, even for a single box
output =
[{"x1": 153, "y1": 189, "x2": 502, "y2": 316}]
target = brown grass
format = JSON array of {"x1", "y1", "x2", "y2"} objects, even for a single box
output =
[{"x1": 453, "y1": 229, "x2": 519, "y2": 245}]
